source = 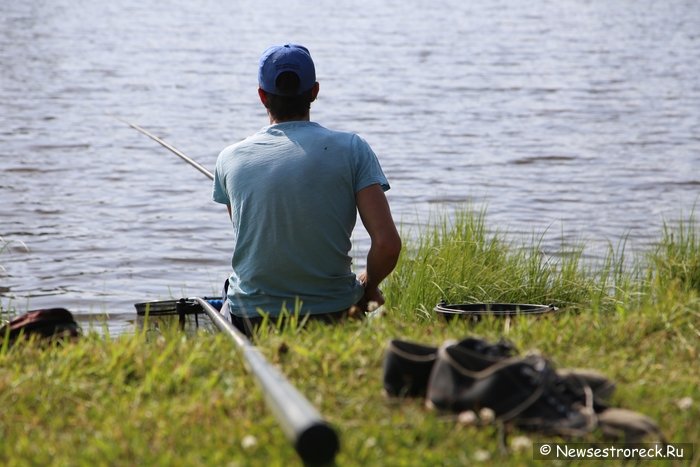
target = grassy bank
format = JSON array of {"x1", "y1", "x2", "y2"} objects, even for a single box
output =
[{"x1": 1, "y1": 209, "x2": 698, "y2": 466}]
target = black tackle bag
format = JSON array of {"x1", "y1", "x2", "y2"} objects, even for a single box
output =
[{"x1": 1, "y1": 308, "x2": 81, "y2": 345}]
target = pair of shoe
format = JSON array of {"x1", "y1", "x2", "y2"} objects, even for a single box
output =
[{"x1": 383, "y1": 337, "x2": 662, "y2": 441}]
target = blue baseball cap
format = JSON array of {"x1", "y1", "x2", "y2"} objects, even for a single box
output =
[{"x1": 258, "y1": 44, "x2": 316, "y2": 96}]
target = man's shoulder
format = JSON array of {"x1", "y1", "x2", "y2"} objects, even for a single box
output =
[
  {"x1": 311, "y1": 122, "x2": 355, "y2": 136},
  {"x1": 307, "y1": 122, "x2": 371, "y2": 147},
  {"x1": 217, "y1": 130, "x2": 265, "y2": 157}
]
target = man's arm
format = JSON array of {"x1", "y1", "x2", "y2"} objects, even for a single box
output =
[{"x1": 356, "y1": 184, "x2": 401, "y2": 310}]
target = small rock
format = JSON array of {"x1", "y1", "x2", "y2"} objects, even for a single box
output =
[
  {"x1": 364, "y1": 437, "x2": 377, "y2": 449},
  {"x1": 473, "y1": 449, "x2": 491, "y2": 462},
  {"x1": 241, "y1": 435, "x2": 257, "y2": 450},
  {"x1": 457, "y1": 410, "x2": 478, "y2": 426},
  {"x1": 510, "y1": 435, "x2": 532, "y2": 452},
  {"x1": 676, "y1": 396, "x2": 693, "y2": 410},
  {"x1": 478, "y1": 407, "x2": 496, "y2": 424}
]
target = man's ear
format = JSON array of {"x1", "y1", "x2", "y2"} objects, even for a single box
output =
[
  {"x1": 310, "y1": 82, "x2": 320, "y2": 102},
  {"x1": 258, "y1": 87, "x2": 269, "y2": 107}
]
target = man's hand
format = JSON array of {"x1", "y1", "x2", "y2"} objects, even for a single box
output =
[
  {"x1": 357, "y1": 270, "x2": 368, "y2": 286},
  {"x1": 355, "y1": 184, "x2": 401, "y2": 311},
  {"x1": 356, "y1": 270, "x2": 385, "y2": 312}
]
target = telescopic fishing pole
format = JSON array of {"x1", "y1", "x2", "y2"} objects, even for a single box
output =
[
  {"x1": 194, "y1": 298, "x2": 339, "y2": 466},
  {"x1": 121, "y1": 119, "x2": 340, "y2": 465},
  {"x1": 118, "y1": 118, "x2": 214, "y2": 180}
]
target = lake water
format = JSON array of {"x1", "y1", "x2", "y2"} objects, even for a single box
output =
[{"x1": 1, "y1": 0, "x2": 699, "y2": 333}]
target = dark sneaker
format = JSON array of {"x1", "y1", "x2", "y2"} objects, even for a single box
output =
[
  {"x1": 427, "y1": 346, "x2": 596, "y2": 436},
  {"x1": 435, "y1": 339, "x2": 615, "y2": 409},
  {"x1": 382, "y1": 337, "x2": 517, "y2": 398},
  {"x1": 597, "y1": 408, "x2": 666, "y2": 443},
  {"x1": 511, "y1": 358, "x2": 598, "y2": 436},
  {"x1": 426, "y1": 344, "x2": 541, "y2": 415},
  {"x1": 382, "y1": 340, "x2": 438, "y2": 397},
  {"x1": 555, "y1": 368, "x2": 615, "y2": 412},
  {"x1": 384, "y1": 335, "x2": 614, "y2": 416}
]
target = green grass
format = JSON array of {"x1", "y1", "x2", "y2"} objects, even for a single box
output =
[{"x1": 1, "y1": 208, "x2": 698, "y2": 466}]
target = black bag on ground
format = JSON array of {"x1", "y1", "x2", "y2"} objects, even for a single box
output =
[{"x1": 1, "y1": 308, "x2": 80, "y2": 345}]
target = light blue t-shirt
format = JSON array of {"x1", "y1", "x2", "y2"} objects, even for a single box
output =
[{"x1": 213, "y1": 121, "x2": 389, "y2": 318}]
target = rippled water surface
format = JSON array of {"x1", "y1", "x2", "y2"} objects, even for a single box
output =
[{"x1": 1, "y1": 0, "x2": 699, "y2": 333}]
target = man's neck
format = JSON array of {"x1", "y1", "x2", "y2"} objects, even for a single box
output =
[{"x1": 268, "y1": 113, "x2": 311, "y2": 124}]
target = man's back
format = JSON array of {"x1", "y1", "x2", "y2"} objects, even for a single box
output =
[{"x1": 213, "y1": 121, "x2": 389, "y2": 317}]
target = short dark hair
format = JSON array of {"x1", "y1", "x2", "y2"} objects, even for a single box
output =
[{"x1": 263, "y1": 71, "x2": 315, "y2": 121}]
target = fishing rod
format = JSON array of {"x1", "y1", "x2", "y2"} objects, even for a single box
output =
[
  {"x1": 118, "y1": 118, "x2": 214, "y2": 180},
  {"x1": 121, "y1": 119, "x2": 340, "y2": 465},
  {"x1": 194, "y1": 298, "x2": 339, "y2": 466}
]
